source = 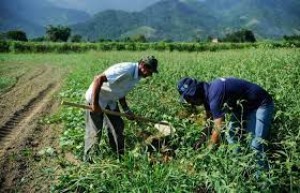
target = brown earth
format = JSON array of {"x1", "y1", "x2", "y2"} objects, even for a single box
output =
[{"x1": 0, "y1": 63, "x2": 68, "y2": 192}]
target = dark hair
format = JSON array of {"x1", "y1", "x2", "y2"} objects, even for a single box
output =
[
  {"x1": 194, "y1": 82, "x2": 205, "y2": 100},
  {"x1": 139, "y1": 56, "x2": 158, "y2": 73}
]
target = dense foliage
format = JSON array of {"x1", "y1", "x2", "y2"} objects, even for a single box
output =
[
  {"x1": 222, "y1": 29, "x2": 256, "y2": 43},
  {"x1": 46, "y1": 25, "x2": 71, "y2": 42},
  {"x1": 70, "y1": 34, "x2": 83, "y2": 43},
  {"x1": 4, "y1": 30, "x2": 28, "y2": 41},
  {"x1": 283, "y1": 34, "x2": 300, "y2": 41},
  {"x1": 0, "y1": 41, "x2": 300, "y2": 53}
]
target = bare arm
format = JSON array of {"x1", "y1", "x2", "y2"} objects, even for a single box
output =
[
  {"x1": 119, "y1": 97, "x2": 134, "y2": 120},
  {"x1": 119, "y1": 97, "x2": 129, "y2": 111},
  {"x1": 210, "y1": 117, "x2": 224, "y2": 144},
  {"x1": 193, "y1": 109, "x2": 213, "y2": 150},
  {"x1": 91, "y1": 74, "x2": 107, "y2": 112}
]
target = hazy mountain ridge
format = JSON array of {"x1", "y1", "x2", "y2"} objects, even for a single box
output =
[
  {"x1": 1, "y1": 0, "x2": 299, "y2": 40},
  {"x1": 71, "y1": 0, "x2": 300, "y2": 41},
  {"x1": 0, "y1": 0, "x2": 91, "y2": 37},
  {"x1": 138, "y1": 0, "x2": 217, "y2": 40},
  {"x1": 206, "y1": 0, "x2": 300, "y2": 38},
  {"x1": 48, "y1": 0, "x2": 161, "y2": 14},
  {"x1": 72, "y1": 0, "x2": 218, "y2": 41},
  {"x1": 72, "y1": 10, "x2": 142, "y2": 40}
]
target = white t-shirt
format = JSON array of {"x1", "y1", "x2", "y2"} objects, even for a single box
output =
[{"x1": 85, "y1": 62, "x2": 140, "y2": 109}]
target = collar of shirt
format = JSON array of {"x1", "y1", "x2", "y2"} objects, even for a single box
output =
[{"x1": 134, "y1": 62, "x2": 139, "y2": 79}]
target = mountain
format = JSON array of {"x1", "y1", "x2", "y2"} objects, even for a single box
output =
[
  {"x1": 138, "y1": 0, "x2": 217, "y2": 41},
  {"x1": 72, "y1": 10, "x2": 141, "y2": 40},
  {"x1": 48, "y1": 0, "x2": 161, "y2": 14},
  {"x1": 72, "y1": 0, "x2": 217, "y2": 41},
  {"x1": 72, "y1": 0, "x2": 300, "y2": 41},
  {"x1": 0, "y1": 2, "x2": 43, "y2": 37},
  {"x1": 0, "y1": 0, "x2": 91, "y2": 37},
  {"x1": 1, "y1": 0, "x2": 299, "y2": 40},
  {"x1": 206, "y1": 0, "x2": 300, "y2": 38}
]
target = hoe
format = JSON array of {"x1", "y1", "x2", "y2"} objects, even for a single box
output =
[{"x1": 61, "y1": 101, "x2": 175, "y2": 136}]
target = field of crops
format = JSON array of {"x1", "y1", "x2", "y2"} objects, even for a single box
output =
[{"x1": 1, "y1": 48, "x2": 299, "y2": 192}]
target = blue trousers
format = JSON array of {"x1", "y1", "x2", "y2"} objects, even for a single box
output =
[{"x1": 226, "y1": 102, "x2": 275, "y2": 153}]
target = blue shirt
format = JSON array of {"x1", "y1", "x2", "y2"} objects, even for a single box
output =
[{"x1": 205, "y1": 77, "x2": 273, "y2": 119}]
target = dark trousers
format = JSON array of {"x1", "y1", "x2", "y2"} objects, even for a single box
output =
[{"x1": 84, "y1": 104, "x2": 124, "y2": 161}]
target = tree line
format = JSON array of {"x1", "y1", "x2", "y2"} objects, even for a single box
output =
[
  {"x1": 1, "y1": 25, "x2": 299, "y2": 43},
  {"x1": 0, "y1": 25, "x2": 81, "y2": 43}
]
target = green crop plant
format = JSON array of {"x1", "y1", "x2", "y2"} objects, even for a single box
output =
[
  {"x1": 1, "y1": 47, "x2": 299, "y2": 192},
  {"x1": 52, "y1": 48, "x2": 300, "y2": 192}
]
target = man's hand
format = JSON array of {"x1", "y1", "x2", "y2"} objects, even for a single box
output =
[
  {"x1": 119, "y1": 97, "x2": 135, "y2": 120},
  {"x1": 193, "y1": 135, "x2": 207, "y2": 150},
  {"x1": 210, "y1": 130, "x2": 220, "y2": 145},
  {"x1": 193, "y1": 126, "x2": 212, "y2": 150},
  {"x1": 210, "y1": 117, "x2": 223, "y2": 145},
  {"x1": 124, "y1": 108, "x2": 135, "y2": 120},
  {"x1": 91, "y1": 103, "x2": 102, "y2": 113}
]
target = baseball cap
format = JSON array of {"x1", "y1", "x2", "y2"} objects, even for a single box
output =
[
  {"x1": 141, "y1": 56, "x2": 158, "y2": 73},
  {"x1": 177, "y1": 77, "x2": 198, "y2": 103}
]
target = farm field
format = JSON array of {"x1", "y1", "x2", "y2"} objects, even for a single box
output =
[{"x1": 0, "y1": 48, "x2": 299, "y2": 192}]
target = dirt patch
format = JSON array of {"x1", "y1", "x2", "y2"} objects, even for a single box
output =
[{"x1": 0, "y1": 63, "x2": 67, "y2": 192}]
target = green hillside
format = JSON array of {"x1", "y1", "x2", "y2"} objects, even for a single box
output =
[
  {"x1": 71, "y1": 0, "x2": 300, "y2": 41},
  {"x1": 0, "y1": 0, "x2": 90, "y2": 37},
  {"x1": 207, "y1": 0, "x2": 300, "y2": 38},
  {"x1": 72, "y1": 10, "x2": 141, "y2": 40},
  {"x1": 1, "y1": 0, "x2": 299, "y2": 40}
]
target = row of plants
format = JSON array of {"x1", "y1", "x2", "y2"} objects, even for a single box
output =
[
  {"x1": 0, "y1": 40, "x2": 300, "y2": 53},
  {"x1": 41, "y1": 48, "x2": 300, "y2": 192}
]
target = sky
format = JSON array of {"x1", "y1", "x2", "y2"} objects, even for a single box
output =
[{"x1": 47, "y1": 0, "x2": 162, "y2": 14}]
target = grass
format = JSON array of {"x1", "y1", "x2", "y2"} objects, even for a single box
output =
[
  {"x1": 0, "y1": 76, "x2": 15, "y2": 92},
  {"x1": 1, "y1": 48, "x2": 300, "y2": 192}
]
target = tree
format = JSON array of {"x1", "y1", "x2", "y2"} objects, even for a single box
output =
[
  {"x1": 283, "y1": 34, "x2": 300, "y2": 41},
  {"x1": 0, "y1": 32, "x2": 5, "y2": 41},
  {"x1": 46, "y1": 25, "x2": 71, "y2": 42},
  {"x1": 206, "y1": 35, "x2": 213, "y2": 42},
  {"x1": 6, "y1": 30, "x2": 28, "y2": 41},
  {"x1": 243, "y1": 30, "x2": 256, "y2": 42},
  {"x1": 70, "y1": 34, "x2": 82, "y2": 42},
  {"x1": 131, "y1": 34, "x2": 147, "y2": 42},
  {"x1": 222, "y1": 29, "x2": 256, "y2": 43},
  {"x1": 31, "y1": 36, "x2": 46, "y2": 42},
  {"x1": 122, "y1": 37, "x2": 132, "y2": 42}
]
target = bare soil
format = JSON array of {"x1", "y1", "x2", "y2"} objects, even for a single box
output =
[{"x1": 0, "y1": 63, "x2": 67, "y2": 192}]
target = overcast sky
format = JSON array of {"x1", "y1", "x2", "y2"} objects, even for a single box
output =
[{"x1": 47, "y1": 0, "x2": 162, "y2": 14}]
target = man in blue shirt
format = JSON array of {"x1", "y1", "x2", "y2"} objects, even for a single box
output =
[{"x1": 177, "y1": 77, "x2": 274, "y2": 168}]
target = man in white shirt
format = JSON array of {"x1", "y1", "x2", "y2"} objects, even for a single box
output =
[{"x1": 84, "y1": 56, "x2": 158, "y2": 161}]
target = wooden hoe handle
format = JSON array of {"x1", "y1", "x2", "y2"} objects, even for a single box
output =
[{"x1": 61, "y1": 101, "x2": 169, "y2": 125}]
